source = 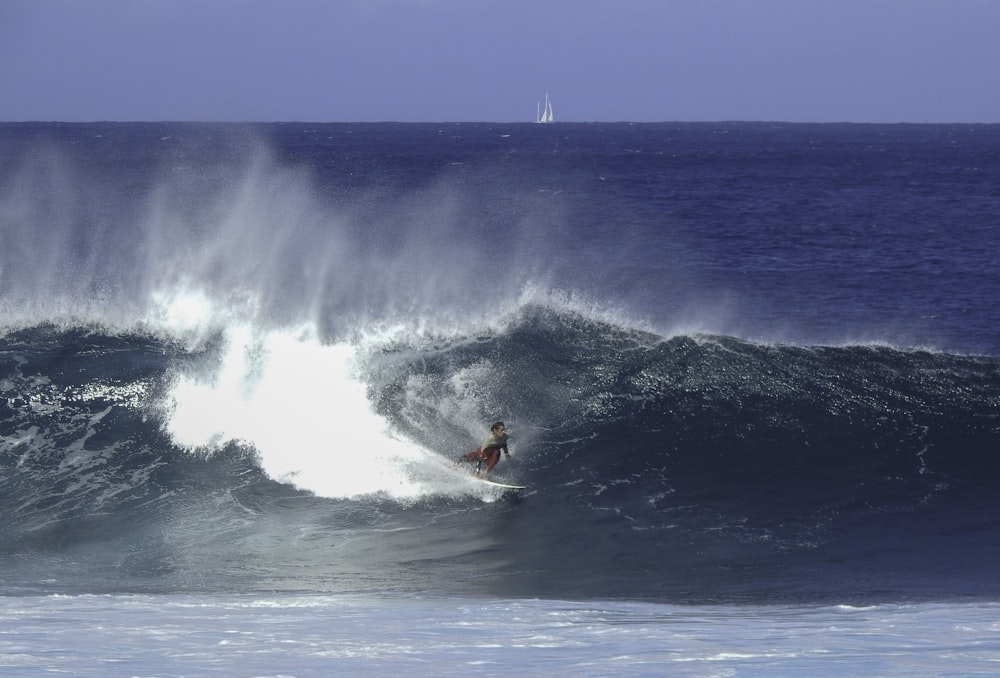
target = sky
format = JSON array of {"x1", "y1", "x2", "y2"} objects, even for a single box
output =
[{"x1": 1, "y1": 0, "x2": 998, "y2": 123}]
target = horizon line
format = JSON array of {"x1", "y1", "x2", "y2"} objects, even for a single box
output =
[{"x1": 3, "y1": 118, "x2": 998, "y2": 126}]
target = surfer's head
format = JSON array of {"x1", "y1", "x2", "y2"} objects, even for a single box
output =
[{"x1": 491, "y1": 421, "x2": 506, "y2": 435}]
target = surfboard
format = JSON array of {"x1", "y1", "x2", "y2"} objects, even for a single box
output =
[{"x1": 477, "y1": 478, "x2": 528, "y2": 490}]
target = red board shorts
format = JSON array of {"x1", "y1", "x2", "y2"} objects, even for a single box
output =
[{"x1": 464, "y1": 447, "x2": 501, "y2": 473}]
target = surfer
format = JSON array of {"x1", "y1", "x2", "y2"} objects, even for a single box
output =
[{"x1": 460, "y1": 421, "x2": 510, "y2": 480}]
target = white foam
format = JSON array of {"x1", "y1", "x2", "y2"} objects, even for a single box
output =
[{"x1": 163, "y1": 323, "x2": 478, "y2": 500}]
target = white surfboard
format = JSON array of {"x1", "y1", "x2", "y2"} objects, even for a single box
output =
[{"x1": 477, "y1": 478, "x2": 528, "y2": 490}]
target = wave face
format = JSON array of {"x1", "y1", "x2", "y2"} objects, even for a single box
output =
[
  {"x1": 371, "y1": 305, "x2": 1000, "y2": 602},
  {"x1": 2, "y1": 309, "x2": 999, "y2": 602},
  {"x1": 2, "y1": 122, "x2": 1000, "y2": 603}
]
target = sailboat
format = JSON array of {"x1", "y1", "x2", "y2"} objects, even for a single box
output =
[{"x1": 536, "y1": 93, "x2": 554, "y2": 123}]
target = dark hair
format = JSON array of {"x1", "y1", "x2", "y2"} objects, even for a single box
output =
[{"x1": 491, "y1": 421, "x2": 505, "y2": 433}]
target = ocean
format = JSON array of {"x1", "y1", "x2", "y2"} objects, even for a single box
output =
[{"x1": 1, "y1": 121, "x2": 999, "y2": 675}]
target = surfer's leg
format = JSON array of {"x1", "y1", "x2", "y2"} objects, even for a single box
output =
[
  {"x1": 462, "y1": 448, "x2": 487, "y2": 476},
  {"x1": 483, "y1": 449, "x2": 501, "y2": 475}
]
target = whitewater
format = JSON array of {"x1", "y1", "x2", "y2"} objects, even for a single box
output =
[{"x1": 2, "y1": 121, "x2": 1000, "y2": 675}]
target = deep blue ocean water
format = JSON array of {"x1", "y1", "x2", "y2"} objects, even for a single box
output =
[{"x1": 2, "y1": 121, "x2": 1000, "y2": 674}]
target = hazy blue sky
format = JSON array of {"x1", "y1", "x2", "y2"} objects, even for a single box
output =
[{"x1": 2, "y1": 0, "x2": 998, "y2": 123}]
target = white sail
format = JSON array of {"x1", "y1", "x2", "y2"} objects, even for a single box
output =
[{"x1": 537, "y1": 93, "x2": 554, "y2": 123}]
